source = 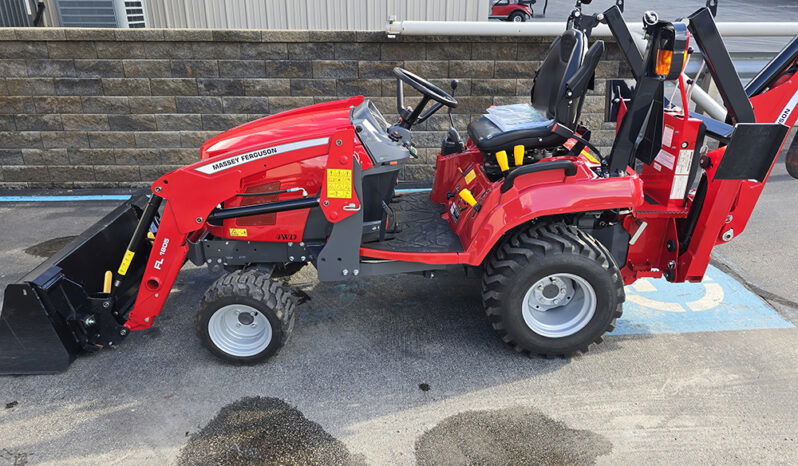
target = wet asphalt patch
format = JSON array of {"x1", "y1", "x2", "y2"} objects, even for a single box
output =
[
  {"x1": 415, "y1": 407, "x2": 612, "y2": 465},
  {"x1": 178, "y1": 397, "x2": 363, "y2": 466},
  {"x1": 22, "y1": 235, "x2": 76, "y2": 257}
]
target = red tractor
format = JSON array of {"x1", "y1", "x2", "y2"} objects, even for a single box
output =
[
  {"x1": 490, "y1": 0, "x2": 535, "y2": 22},
  {"x1": 2, "y1": 1, "x2": 797, "y2": 373}
]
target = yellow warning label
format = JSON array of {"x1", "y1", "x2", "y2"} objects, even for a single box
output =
[
  {"x1": 117, "y1": 250, "x2": 135, "y2": 276},
  {"x1": 464, "y1": 169, "x2": 476, "y2": 184},
  {"x1": 326, "y1": 168, "x2": 352, "y2": 199},
  {"x1": 229, "y1": 228, "x2": 248, "y2": 237}
]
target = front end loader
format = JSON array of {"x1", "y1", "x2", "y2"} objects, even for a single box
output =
[{"x1": 2, "y1": 0, "x2": 797, "y2": 374}]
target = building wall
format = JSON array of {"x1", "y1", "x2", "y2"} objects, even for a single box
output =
[
  {"x1": 0, "y1": 27, "x2": 623, "y2": 188},
  {"x1": 0, "y1": 0, "x2": 33, "y2": 27},
  {"x1": 145, "y1": 0, "x2": 489, "y2": 30},
  {"x1": 38, "y1": 0, "x2": 491, "y2": 29}
]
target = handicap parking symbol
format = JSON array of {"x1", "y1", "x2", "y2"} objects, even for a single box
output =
[{"x1": 611, "y1": 265, "x2": 794, "y2": 335}]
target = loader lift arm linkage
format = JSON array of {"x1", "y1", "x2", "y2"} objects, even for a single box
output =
[{"x1": 122, "y1": 126, "x2": 361, "y2": 330}]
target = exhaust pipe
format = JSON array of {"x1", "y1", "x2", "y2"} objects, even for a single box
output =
[{"x1": 0, "y1": 193, "x2": 154, "y2": 375}]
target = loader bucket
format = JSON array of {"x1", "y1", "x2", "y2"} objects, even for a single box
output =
[{"x1": 0, "y1": 193, "x2": 153, "y2": 375}]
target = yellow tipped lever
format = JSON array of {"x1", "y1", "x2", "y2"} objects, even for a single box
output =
[
  {"x1": 513, "y1": 145, "x2": 525, "y2": 166},
  {"x1": 458, "y1": 188, "x2": 480, "y2": 211},
  {"x1": 581, "y1": 149, "x2": 599, "y2": 164},
  {"x1": 103, "y1": 270, "x2": 113, "y2": 294},
  {"x1": 496, "y1": 150, "x2": 510, "y2": 172}
]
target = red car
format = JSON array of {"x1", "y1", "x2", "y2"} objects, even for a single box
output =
[{"x1": 490, "y1": 0, "x2": 535, "y2": 22}]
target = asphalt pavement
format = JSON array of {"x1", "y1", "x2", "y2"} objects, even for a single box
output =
[{"x1": 0, "y1": 159, "x2": 797, "y2": 464}]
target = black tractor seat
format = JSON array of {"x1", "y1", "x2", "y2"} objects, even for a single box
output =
[
  {"x1": 467, "y1": 108, "x2": 559, "y2": 152},
  {"x1": 468, "y1": 30, "x2": 605, "y2": 154}
]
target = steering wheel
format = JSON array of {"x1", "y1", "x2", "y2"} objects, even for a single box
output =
[{"x1": 393, "y1": 67, "x2": 458, "y2": 129}]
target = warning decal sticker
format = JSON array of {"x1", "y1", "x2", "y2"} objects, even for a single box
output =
[
  {"x1": 464, "y1": 169, "x2": 476, "y2": 184},
  {"x1": 117, "y1": 250, "x2": 135, "y2": 276},
  {"x1": 229, "y1": 228, "x2": 248, "y2": 237},
  {"x1": 326, "y1": 169, "x2": 352, "y2": 199},
  {"x1": 654, "y1": 149, "x2": 676, "y2": 170}
]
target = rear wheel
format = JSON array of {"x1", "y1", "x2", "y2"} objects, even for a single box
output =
[
  {"x1": 482, "y1": 223, "x2": 624, "y2": 357},
  {"x1": 196, "y1": 269, "x2": 297, "y2": 364},
  {"x1": 509, "y1": 11, "x2": 527, "y2": 22}
]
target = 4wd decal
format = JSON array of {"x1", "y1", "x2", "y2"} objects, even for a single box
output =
[{"x1": 196, "y1": 138, "x2": 329, "y2": 175}]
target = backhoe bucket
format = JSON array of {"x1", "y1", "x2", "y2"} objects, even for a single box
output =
[{"x1": 0, "y1": 193, "x2": 152, "y2": 375}]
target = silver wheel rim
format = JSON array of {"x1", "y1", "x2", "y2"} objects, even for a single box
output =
[
  {"x1": 208, "y1": 304, "x2": 272, "y2": 357},
  {"x1": 522, "y1": 273, "x2": 596, "y2": 338},
  {"x1": 513, "y1": 15, "x2": 523, "y2": 22}
]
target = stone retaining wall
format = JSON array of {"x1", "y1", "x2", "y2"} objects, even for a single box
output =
[{"x1": 0, "y1": 28, "x2": 625, "y2": 188}]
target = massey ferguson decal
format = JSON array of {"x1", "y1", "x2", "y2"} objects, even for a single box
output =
[
  {"x1": 196, "y1": 137, "x2": 330, "y2": 174},
  {"x1": 777, "y1": 90, "x2": 798, "y2": 125}
]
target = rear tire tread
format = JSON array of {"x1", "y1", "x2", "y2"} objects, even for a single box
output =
[{"x1": 482, "y1": 223, "x2": 624, "y2": 357}]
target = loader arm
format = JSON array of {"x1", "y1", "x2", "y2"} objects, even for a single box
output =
[
  {"x1": 123, "y1": 205, "x2": 194, "y2": 330},
  {"x1": 122, "y1": 127, "x2": 356, "y2": 330}
]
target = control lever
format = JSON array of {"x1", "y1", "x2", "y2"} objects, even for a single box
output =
[
  {"x1": 448, "y1": 80, "x2": 458, "y2": 129},
  {"x1": 443, "y1": 80, "x2": 464, "y2": 154}
]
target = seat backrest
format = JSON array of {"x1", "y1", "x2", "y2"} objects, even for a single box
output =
[
  {"x1": 531, "y1": 29, "x2": 586, "y2": 126},
  {"x1": 566, "y1": 40, "x2": 605, "y2": 101}
]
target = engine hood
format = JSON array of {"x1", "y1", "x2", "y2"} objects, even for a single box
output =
[{"x1": 200, "y1": 96, "x2": 363, "y2": 160}]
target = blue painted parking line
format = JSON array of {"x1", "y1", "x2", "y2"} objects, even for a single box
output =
[
  {"x1": 395, "y1": 188, "x2": 432, "y2": 193},
  {"x1": 0, "y1": 195, "x2": 132, "y2": 202},
  {"x1": 612, "y1": 265, "x2": 794, "y2": 335}
]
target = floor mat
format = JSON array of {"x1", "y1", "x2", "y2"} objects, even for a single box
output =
[{"x1": 364, "y1": 192, "x2": 463, "y2": 253}]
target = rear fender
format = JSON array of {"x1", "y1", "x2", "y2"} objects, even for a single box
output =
[{"x1": 462, "y1": 168, "x2": 644, "y2": 265}]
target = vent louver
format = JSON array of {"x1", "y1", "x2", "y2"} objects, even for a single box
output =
[{"x1": 56, "y1": 0, "x2": 147, "y2": 28}]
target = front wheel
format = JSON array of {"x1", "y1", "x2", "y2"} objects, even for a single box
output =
[
  {"x1": 482, "y1": 223, "x2": 624, "y2": 357},
  {"x1": 196, "y1": 269, "x2": 297, "y2": 364}
]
